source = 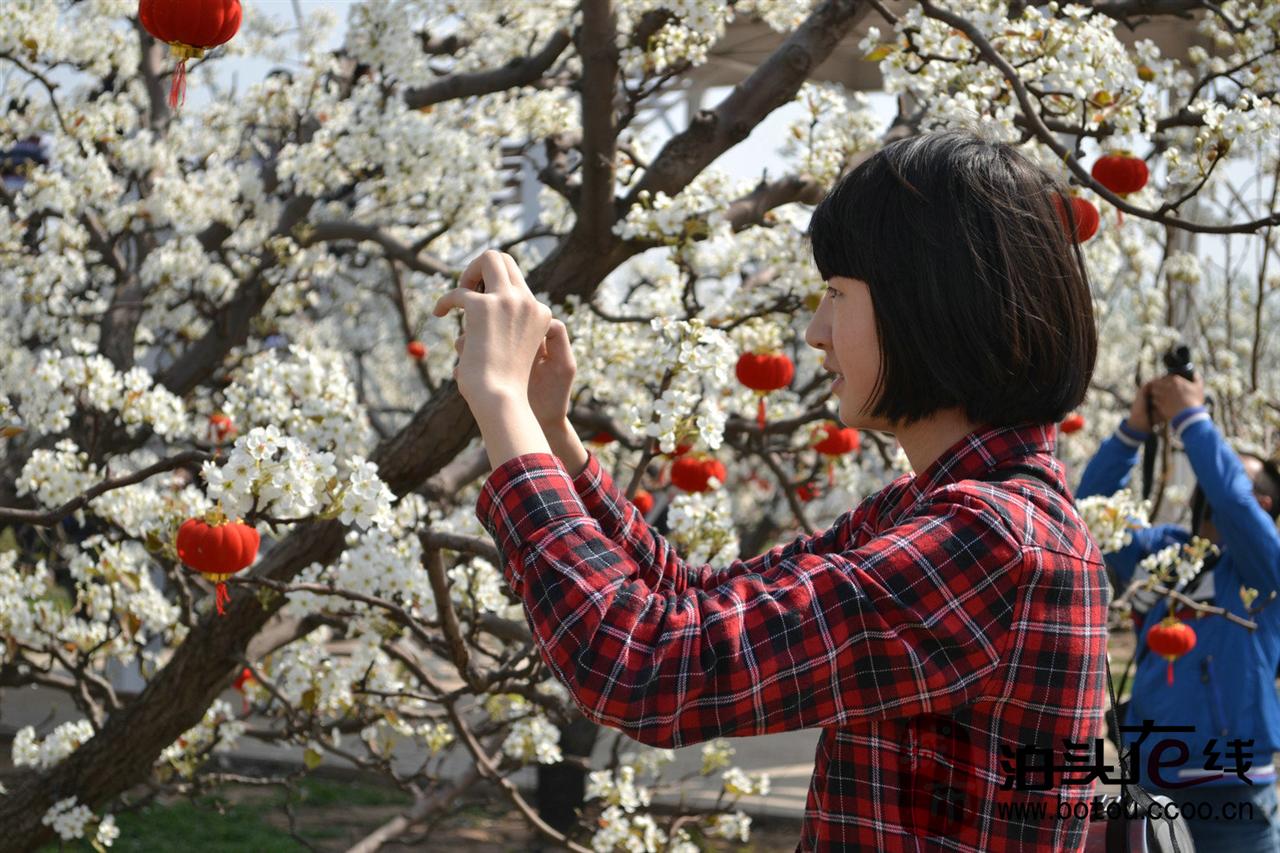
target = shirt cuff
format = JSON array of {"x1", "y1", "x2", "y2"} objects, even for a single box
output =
[
  {"x1": 475, "y1": 452, "x2": 590, "y2": 579},
  {"x1": 1115, "y1": 419, "x2": 1150, "y2": 448},
  {"x1": 1170, "y1": 405, "x2": 1210, "y2": 439},
  {"x1": 570, "y1": 450, "x2": 630, "y2": 520}
]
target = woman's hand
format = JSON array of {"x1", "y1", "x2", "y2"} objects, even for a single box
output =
[
  {"x1": 527, "y1": 318, "x2": 577, "y2": 427},
  {"x1": 452, "y1": 317, "x2": 577, "y2": 427},
  {"x1": 1149, "y1": 373, "x2": 1206, "y2": 424},
  {"x1": 1126, "y1": 379, "x2": 1155, "y2": 433},
  {"x1": 432, "y1": 250, "x2": 553, "y2": 412}
]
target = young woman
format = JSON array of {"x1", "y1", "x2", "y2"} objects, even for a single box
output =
[{"x1": 433, "y1": 130, "x2": 1108, "y2": 851}]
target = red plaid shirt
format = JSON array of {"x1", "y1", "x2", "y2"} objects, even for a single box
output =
[{"x1": 476, "y1": 422, "x2": 1110, "y2": 851}]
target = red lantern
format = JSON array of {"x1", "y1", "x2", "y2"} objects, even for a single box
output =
[
  {"x1": 1146, "y1": 616, "x2": 1196, "y2": 685},
  {"x1": 176, "y1": 516, "x2": 259, "y2": 616},
  {"x1": 233, "y1": 666, "x2": 254, "y2": 691},
  {"x1": 232, "y1": 666, "x2": 255, "y2": 714},
  {"x1": 660, "y1": 440, "x2": 691, "y2": 481},
  {"x1": 1091, "y1": 152, "x2": 1149, "y2": 197},
  {"x1": 208, "y1": 412, "x2": 236, "y2": 443},
  {"x1": 1059, "y1": 413, "x2": 1086, "y2": 434},
  {"x1": 669, "y1": 454, "x2": 726, "y2": 493},
  {"x1": 588, "y1": 430, "x2": 616, "y2": 445},
  {"x1": 632, "y1": 488, "x2": 654, "y2": 515},
  {"x1": 736, "y1": 351, "x2": 794, "y2": 429},
  {"x1": 138, "y1": 0, "x2": 243, "y2": 109},
  {"x1": 812, "y1": 421, "x2": 860, "y2": 486},
  {"x1": 1053, "y1": 194, "x2": 1099, "y2": 243},
  {"x1": 407, "y1": 341, "x2": 427, "y2": 360}
]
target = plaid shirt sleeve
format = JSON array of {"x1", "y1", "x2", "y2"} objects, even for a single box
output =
[
  {"x1": 567, "y1": 450, "x2": 702, "y2": 592},
  {"x1": 477, "y1": 452, "x2": 1022, "y2": 748},
  {"x1": 566, "y1": 449, "x2": 869, "y2": 592}
]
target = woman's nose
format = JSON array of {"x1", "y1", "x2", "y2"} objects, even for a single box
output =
[{"x1": 804, "y1": 317, "x2": 827, "y2": 353}]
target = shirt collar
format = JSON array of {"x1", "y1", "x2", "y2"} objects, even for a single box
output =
[{"x1": 881, "y1": 422, "x2": 1063, "y2": 527}]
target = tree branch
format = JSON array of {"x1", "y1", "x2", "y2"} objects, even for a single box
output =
[
  {"x1": 300, "y1": 220, "x2": 455, "y2": 278},
  {"x1": 723, "y1": 174, "x2": 825, "y2": 232},
  {"x1": 404, "y1": 29, "x2": 573, "y2": 109},
  {"x1": 0, "y1": 450, "x2": 209, "y2": 526},
  {"x1": 157, "y1": 195, "x2": 316, "y2": 396},
  {"x1": 422, "y1": 542, "x2": 474, "y2": 686},
  {"x1": 346, "y1": 767, "x2": 482, "y2": 853},
  {"x1": 624, "y1": 0, "x2": 870, "y2": 206},
  {"x1": 577, "y1": 1, "x2": 621, "y2": 246}
]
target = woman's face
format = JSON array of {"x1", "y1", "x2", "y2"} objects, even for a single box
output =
[{"x1": 804, "y1": 275, "x2": 889, "y2": 431}]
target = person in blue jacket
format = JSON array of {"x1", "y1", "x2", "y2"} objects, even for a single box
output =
[{"x1": 1077, "y1": 372, "x2": 1280, "y2": 850}]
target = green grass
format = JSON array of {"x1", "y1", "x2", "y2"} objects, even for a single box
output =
[
  {"x1": 41, "y1": 798, "x2": 302, "y2": 853},
  {"x1": 292, "y1": 777, "x2": 411, "y2": 809},
  {"x1": 40, "y1": 778, "x2": 411, "y2": 852}
]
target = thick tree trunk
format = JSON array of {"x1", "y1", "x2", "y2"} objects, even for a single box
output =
[{"x1": 535, "y1": 715, "x2": 601, "y2": 836}]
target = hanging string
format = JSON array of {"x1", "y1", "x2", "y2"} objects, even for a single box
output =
[
  {"x1": 167, "y1": 44, "x2": 205, "y2": 110},
  {"x1": 756, "y1": 395, "x2": 767, "y2": 430},
  {"x1": 169, "y1": 58, "x2": 188, "y2": 109},
  {"x1": 215, "y1": 581, "x2": 230, "y2": 616}
]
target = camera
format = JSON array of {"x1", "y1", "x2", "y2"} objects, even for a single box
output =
[{"x1": 1161, "y1": 344, "x2": 1196, "y2": 381}]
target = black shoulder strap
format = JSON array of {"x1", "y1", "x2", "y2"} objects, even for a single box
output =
[{"x1": 983, "y1": 463, "x2": 1057, "y2": 490}]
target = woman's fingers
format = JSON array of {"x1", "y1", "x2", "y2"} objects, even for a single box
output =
[
  {"x1": 458, "y1": 249, "x2": 514, "y2": 296},
  {"x1": 544, "y1": 319, "x2": 573, "y2": 363},
  {"x1": 432, "y1": 287, "x2": 482, "y2": 318},
  {"x1": 499, "y1": 252, "x2": 533, "y2": 296}
]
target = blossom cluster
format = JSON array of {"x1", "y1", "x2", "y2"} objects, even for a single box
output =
[
  {"x1": 1137, "y1": 536, "x2": 1219, "y2": 589},
  {"x1": 12, "y1": 719, "x2": 95, "y2": 770},
  {"x1": 4, "y1": 348, "x2": 186, "y2": 440},
  {"x1": 667, "y1": 489, "x2": 742, "y2": 568},
  {"x1": 200, "y1": 425, "x2": 394, "y2": 531},
  {"x1": 158, "y1": 700, "x2": 246, "y2": 779},
  {"x1": 1076, "y1": 489, "x2": 1151, "y2": 553},
  {"x1": 584, "y1": 739, "x2": 765, "y2": 852},
  {"x1": 40, "y1": 797, "x2": 117, "y2": 847}
]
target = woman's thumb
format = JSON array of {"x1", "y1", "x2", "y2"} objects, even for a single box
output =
[{"x1": 544, "y1": 320, "x2": 572, "y2": 359}]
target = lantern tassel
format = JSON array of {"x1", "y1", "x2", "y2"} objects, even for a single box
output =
[
  {"x1": 756, "y1": 396, "x2": 766, "y2": 430},
  {"x1": 827, "y1": 459, "x2": 835, "y2": 488},
  {"x1": 169, "y1": 58, "x2": 188, "y2": 109},
  {"x1": 1166, "y1": 659, "x2": 1174, "y2": 686},
  {"x1": 215, "y1": 581, "x2": 230, "y2": 616}
]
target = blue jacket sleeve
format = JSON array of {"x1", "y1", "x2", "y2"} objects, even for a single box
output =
[
  {"x1": 1076, "y1": 421, "x2": 1147, "y2": 500},
  {"x1": 1076, "y1": 422, "x2": 1167, "y2": 583},
  {"x1": 1177, "y1": 413, "x2": 1280, "y2": 597}
]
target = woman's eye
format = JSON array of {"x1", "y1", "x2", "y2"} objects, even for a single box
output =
[{"x1": 825, "y1": 286, "x2": 839, "y2": 299}]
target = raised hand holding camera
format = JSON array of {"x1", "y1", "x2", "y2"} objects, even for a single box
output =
[
  {"x1": 1149, "y1": 373, "x2": 1206, "y2": 424},
  {"x1": 431, "y1": 250, "x2": 557, "y2": 470},
  {"x1": 432, "y1": 250, "x2": 554, "y2": 413}
]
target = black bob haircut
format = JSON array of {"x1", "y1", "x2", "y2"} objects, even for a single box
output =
[{"x1": 807, "y1": 130, "x2": 1098, "y2": 428}]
